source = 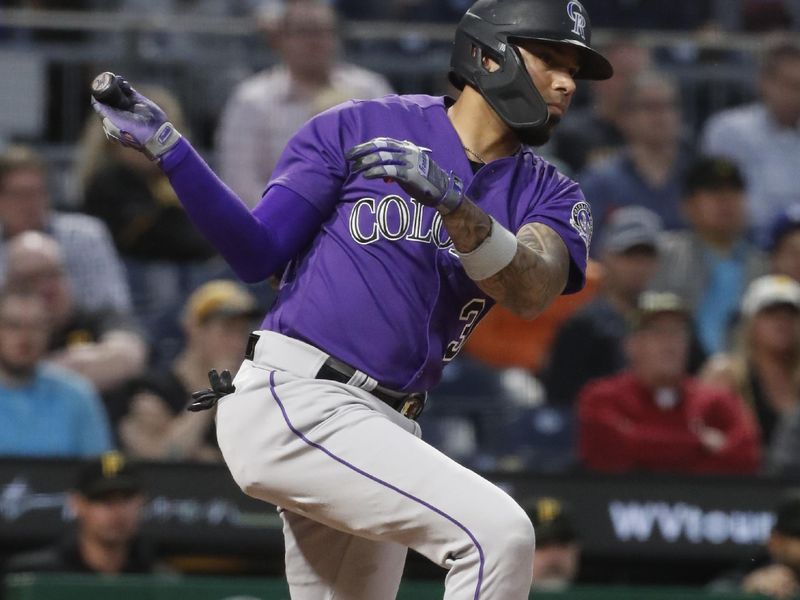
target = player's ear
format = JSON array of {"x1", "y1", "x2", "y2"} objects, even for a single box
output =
[{"x1": 480, "y1": 52, "x2": 501, "y2": 73}]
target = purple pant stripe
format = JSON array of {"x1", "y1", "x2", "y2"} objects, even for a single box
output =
[{"x1": 268, "y1": 370, "x2": 485, "y2": 600}]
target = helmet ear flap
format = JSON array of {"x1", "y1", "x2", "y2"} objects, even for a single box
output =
[{"x1": 473, "y1": 42, "x2": 549, "y2": 131}]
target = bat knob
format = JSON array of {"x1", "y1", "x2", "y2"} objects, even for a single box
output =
[{"x1": 91, "y1": 71, "x2": 134, "y2": 110}]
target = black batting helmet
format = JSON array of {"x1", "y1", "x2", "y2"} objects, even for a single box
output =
[{"x1": 450, "y1": 0, "x2": 613, "y2": 138}]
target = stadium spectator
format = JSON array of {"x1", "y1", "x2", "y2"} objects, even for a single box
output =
[
  {"x1": 5, "y1": 232, "x2": 147, "y2": 405},
  {"x1": 649, "y1": 157, "x2": 767, "y2": 355},
  {"x1": 700, "y1": 275, "x2": 800, "y2": 450},
  {"x1": 701, "y1": 40, "x2": 800, "y2": 234},
  {"x1": 578, "y1": 291, "x2": 761, "y2": 474},
  {"x1": 766, "y1": 204, "x2": 800, "y2": 282},
  {"x1": 78, "y1": 86, "x2": 220, "y2": 334},
  {"x1": 216, "y1": 0, "x2": 394, "y2": 207},
  {"x1": 710, "y1": 491, "x2": 800, "y2": 599},
  {"x1": 0, "y1": 287, "x2": 112, "y2": 457},
  {"x1": 528, "y1": 497, "x2": 581, "y2": 592},
  {"x1": 578, "y1": 71, "x2": 691, "y2": 240},
  {"x1": 551, "y1": 40, "x2": 651, "y2": 173},
  {"x1": 0, "y1": 145, "x2": 131, "y2": 314},
  {"x1": 542, "y1": 207, "x2": 663, "y2": 406},
  {"x1": 5, "y1": 452, "x2": 159, "y2": 574},
  {"x1": 118, "y1": 280, "x2": 259, "y2": 462}
]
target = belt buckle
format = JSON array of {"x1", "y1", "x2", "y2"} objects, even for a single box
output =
[{"x1": 399, "y1": 393, "x2": 426, "y2": 420}]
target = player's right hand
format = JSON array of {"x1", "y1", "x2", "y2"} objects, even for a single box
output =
[
  {"x1": 90, "y1": 72, "x2": 182, "y2": 161},
  {"x1": 346, "y1": 137, "x2": 465, "y2": 215}
]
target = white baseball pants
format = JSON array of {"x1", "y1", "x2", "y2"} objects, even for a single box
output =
[{"x1": 216, "y1": 331, "x2": 535, "y2": 599}]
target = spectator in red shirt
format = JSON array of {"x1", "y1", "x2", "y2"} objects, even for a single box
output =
[{"x1": 578, "y1": 291, "x2": 761, "y2": 474}]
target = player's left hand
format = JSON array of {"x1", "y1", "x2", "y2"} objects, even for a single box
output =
[
  {"x1": 346, "y1": 137, "x2": 464, "y2": 215},
  {"x1": 187, "y1": 369, "x2": 236, "y2": 412},
  {"x1": 90, "y1": 73, "x2": 181, "y2": 161}
]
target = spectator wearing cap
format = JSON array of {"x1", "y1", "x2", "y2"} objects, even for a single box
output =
[
  {"x1": 701, "y1": 275, "x2": 800, "y2": 454},
  {"x1": 650, "y1": 157, "x2": 767, "y2": 355},
  {"x1": 701, "y1": 41, "x2": 800, "y2": 234},
  {"x1": 710, "y1": 491, "x2": 800, "y2": 599},
  {"x1": 578, "y1": 291, "x2": 761, "y2": 474},
  {"x1": 528, "y1": 497, "x2": 580, "y2": 592},
  {"x1": 5, "y1": 452, "x2": 158, "y2": 575},
  {"x1": 541, "y1": 207, "x2": 663, "y2": 406},
  {"x1": 0, "y1": 287, "x2": 113, "y2": 458},
  {"x1": 766, "y1": 203, "x2": 800, "y2": 283},
  {"x1": 118, "y1": 280, "x2": 259, "y2": 461}
]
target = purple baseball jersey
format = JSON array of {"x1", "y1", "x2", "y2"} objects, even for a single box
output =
[{"x1": 262, "y1": 94, "x2": 592, "y2": 392}]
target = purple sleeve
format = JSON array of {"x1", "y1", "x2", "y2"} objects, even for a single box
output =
[
  {"x1": 160, "y1": 139, "x2": 324, "y2": 283},
  {"x1": 521, "y1": 172, "x2": 592, "y2": 295},
  {"x1": 265, "y1": 102, "x2": 353, "y2": 214}
]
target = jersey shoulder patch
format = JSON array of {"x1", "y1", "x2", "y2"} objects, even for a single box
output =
[{"x1": 570, "y1": 201, "x2": 593, "y2": 256}]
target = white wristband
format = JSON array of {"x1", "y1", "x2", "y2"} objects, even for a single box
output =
[
  {"x1": 456, "y1": 217, "x2": 518, "y2": 281},
  {"x1": 144, "y1": 122, "x2": 182, "y2": 161}
]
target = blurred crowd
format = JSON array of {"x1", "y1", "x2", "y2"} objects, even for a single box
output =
[
  {"x1": 0, "y1": 0, "x2": 799, "y2": 476},
  {"x1": 1, "y1": 0, "x2": 800, "y2": 595}
]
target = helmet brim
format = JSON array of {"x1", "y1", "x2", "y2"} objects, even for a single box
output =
[{"x1": 510, "y1": 36, "x2": 614, "y2": 81}]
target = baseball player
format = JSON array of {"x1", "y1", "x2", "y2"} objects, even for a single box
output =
[{"x1": 91, "y1": 1, "x2": 612, "y2": 598}]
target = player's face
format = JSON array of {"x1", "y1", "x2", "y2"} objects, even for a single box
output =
[
  {"x1": 770, "y1": 532, "x2": 800, "y2": 575},
  {"x1": 192, "y1": 315, "x2": 255, "y2": 372},
  {"x1": 277, "y1": 3, "x2": 338, "y2": 82},
  {"x1": 628, "y1": 314, "x2": 690, "y2": 385},
  {"x1": 749, "y1": 304, "x2": 800, "y2": 354},
  {"x1": 622, "y1": 82, "x2": 680, "y2": 148},
  {"x1": 684, "y1": 188, "x2": 747, "y2": 243},
  {"x1": 602, "y1": 246, "x2": 659, "y2": 301},
  {"x1": 514, "y1": 41, "x2": 580, "y2": 145},
  {"x1": 7, "y1": 249, "x2": 72, "y2": 322},
  {"x1": 72, "y1": 492, "x2": 144, "y2": 547},
  {"x1": 532, "y1": 542, "x2": 580, "y2": 590},
  {"x1": 772, "y1": 230, "x2": 800, "y2": 283},
  {"x1": 0, "y1": 168, "x2": 49, "y2": 238},
  {"x1": 0, "y1": 295, "x2": 49, "y2": 379}
]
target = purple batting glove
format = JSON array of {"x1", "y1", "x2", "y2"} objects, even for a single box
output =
[{"x1": 90, "y1": 75, "x2": 181, "y2": 161}]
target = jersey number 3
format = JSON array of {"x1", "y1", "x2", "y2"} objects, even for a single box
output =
[{"x1": 443, "y1": 299, "x2": 486, "y2": 362}]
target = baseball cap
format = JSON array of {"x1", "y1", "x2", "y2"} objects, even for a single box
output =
[
  {"x1": 183, "y1": 280, "x2": 260, "y2": 325},
  {"x1": 683, "y1": 157, "x2": 745, "y2": 197},
  {"x1": 632, "y1": 291, "x2": 690, "y2": 330},
  {"x1": 75, "y1": 452, "x2": 143, "y2": 500},
  {"x1": 529, "y1": 497, "x2": 577, "y2": 546},
  {"x1": 741, "y1": 275, "x2": 800, "y2": 318},
  {"x1": 599, "y1": 206, "x2": 663, "y2": 255},
  {"x1": 774, "y1": 491, "x2": 800, "y2": 537},
  {"x1": 765, "y1": 204, "x2": 800, "y2": 252}
]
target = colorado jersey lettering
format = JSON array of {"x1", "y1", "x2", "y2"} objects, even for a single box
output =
[{"x1": 265, "y1": 95, "x2": 590, "y2": 392}]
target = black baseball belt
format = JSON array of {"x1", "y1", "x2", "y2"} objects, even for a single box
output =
[{"x1": 245, "y1": 333, "x2": 426, "y2": 421}]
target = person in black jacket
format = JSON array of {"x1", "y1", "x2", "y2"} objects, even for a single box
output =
[{"x1": 5, "y1": 452, "x2": 158, "y2": 575}]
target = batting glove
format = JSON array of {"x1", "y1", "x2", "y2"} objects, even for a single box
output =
[
  {"x1": 346, "y1": 137, "x2": 464, "y2": 215},
  {"x1": 187, "y1": 369, "x2": 236, "y2": 412},
  {"x1": 90, "y1": 74, "x2": 181, "y2": 161}
]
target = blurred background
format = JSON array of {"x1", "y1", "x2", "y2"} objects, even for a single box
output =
[{"x1": 1, "y1": 0, "x2": 800, "y2": 598}]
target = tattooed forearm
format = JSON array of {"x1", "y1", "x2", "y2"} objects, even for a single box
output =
[
  {"x1": 441, "y1": 197, "x2": 492, "y2": 253},
  {"x1": 478, "y1": 223, "x2": 569, "y2": 319},
  {"x1": 442, "y1": 198, "x2": 571, "y2": 319}
]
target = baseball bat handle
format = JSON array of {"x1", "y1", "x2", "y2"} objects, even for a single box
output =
[{"x1": 91, "y1": 71, "x2": 134, "y2": 110}]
